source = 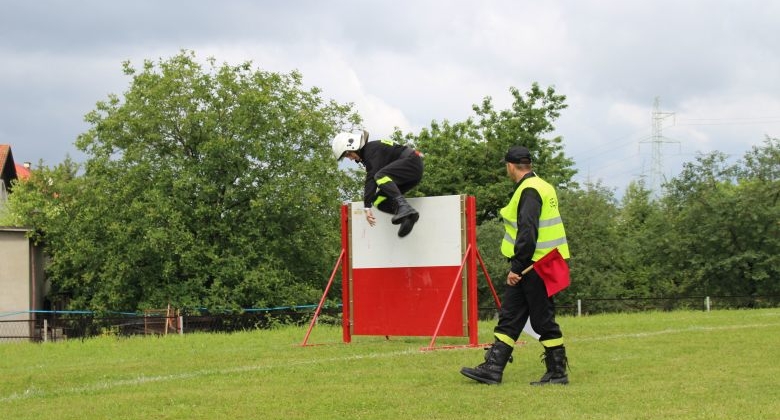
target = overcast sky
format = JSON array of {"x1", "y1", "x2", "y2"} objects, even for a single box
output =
[{"x1": 2, "y1": 0, "x2": 779, "y2": 196}]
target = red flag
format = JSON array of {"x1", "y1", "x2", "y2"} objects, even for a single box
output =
[{"x1": 524, "y1": 248, "x2": 570, "y2": 297}]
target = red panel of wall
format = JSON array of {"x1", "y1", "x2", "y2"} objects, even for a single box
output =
[{"x1": 351, "y1": 266, "x2": 465, "y2": 336}]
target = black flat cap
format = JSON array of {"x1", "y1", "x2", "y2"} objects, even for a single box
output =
[{"x1": 501, "y1": 146, "x2": 532, "y2": 164}]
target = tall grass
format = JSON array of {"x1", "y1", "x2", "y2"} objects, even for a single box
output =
[{"x1": 2, "y1": 309, "x2": 778, "y2": 419}]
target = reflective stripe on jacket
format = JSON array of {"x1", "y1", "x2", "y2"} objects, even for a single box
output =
[{"x1": 499, "y1": 176, "x2": 570, "y2": 261}]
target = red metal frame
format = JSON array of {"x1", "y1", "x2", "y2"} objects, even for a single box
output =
[
  {"x1": 303, "y1": 196, "x2": 502, "y2": 350},
  {"x1": 423, "y1": 244, "x2": 473, "y2": 350},
  {"x1": 340, "y1": 204, "x2": 351, "y2": 344},
  {"x1": 300, "y1": 249, "x2": 344, "y2": 347},
  {"x1": 466, "y1": 195, "x2": 479, "y2": 344},
  {"x1": 476, "y1": 247, "x2": 502, "y2": 310}
]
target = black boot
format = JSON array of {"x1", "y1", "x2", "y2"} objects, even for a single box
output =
[
  {"x1": 397, "y1": 212, "x2": 419, "y2": 237},
  {"x1": 530, "y1": 346, "x2": 569, "y2": 385},
  {"x1": 460, "y1": 341, "x2": 513, "y2": 385},
  {"x1": 391, "y1": 196, "x2": 418, "y2": 224}
]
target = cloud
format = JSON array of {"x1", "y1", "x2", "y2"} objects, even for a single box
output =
[
  {"x1": 2, "y1": 0, "x2": 779, "y2": 196},
  {"x1": 673, "y1": 93, "x2": 780, "y2": 154}
]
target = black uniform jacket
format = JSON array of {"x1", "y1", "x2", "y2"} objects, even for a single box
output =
[{"x1": 357, "y1": 140, "x2": 410, "y2": 208}]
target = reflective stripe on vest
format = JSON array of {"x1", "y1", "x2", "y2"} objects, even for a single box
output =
[{"x1": 499, "y1": 176, "x2": 570, "y2": 261}]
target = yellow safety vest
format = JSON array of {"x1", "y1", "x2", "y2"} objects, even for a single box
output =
[{"x1": 499, "y1": 176, "x2": 570, "y2": 261}]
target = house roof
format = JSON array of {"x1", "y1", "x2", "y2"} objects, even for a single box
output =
[
  {"x1": 0, "y1": 144, "x2": 26, "y2": 189},
  {"x1": 15, "y1": 163, "x2": 31, "y2": 180},
  {"x1": 1, "y1": 144, "x2": 15, "y2": 189},
  {"x1": 0, "y1": 144, "x2": 9, "y2": 169}
]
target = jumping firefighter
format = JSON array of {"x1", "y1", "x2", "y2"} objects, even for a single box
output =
[{"x1": 331, "y1": 130, "x2": 424, "y2": 237}]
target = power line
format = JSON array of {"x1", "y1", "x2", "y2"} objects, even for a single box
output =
[
  {"x1": 676, "y1": 120, "x2": 780, "y2": 127},
  {"x1": 571, "y1": 129, "x2": 650, "y2": 164},
  {"x1": 675, "y1": 116, "x2": 780, "y2": 127},
  {"x1": 677, "y1": 116, "x2": 780, "y2": 121}
]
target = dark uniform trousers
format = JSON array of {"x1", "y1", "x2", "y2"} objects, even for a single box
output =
[
  {"x1": 494, "y1": 269, "x2": 563, "y2": 343},
  {"x1": 372, "y1": 151, "x2": 423, "y2": 214}
]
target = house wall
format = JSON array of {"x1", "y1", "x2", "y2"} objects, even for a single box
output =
[{"x1": 0, "y1": 228, "x2": 38, "y2": 340}]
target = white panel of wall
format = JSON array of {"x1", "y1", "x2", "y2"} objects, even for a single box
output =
[{"x1": 350, "y1": 195, "x2": 464, "y2": 269}]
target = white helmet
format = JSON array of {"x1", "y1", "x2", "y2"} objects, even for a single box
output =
[{"x1": 331, "y1": 130, "x2": 368, "y2": 161}]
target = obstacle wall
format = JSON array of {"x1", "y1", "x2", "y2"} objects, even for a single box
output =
[{"x1": 343, "y1": 195, "x2": 477, "y2": 341}]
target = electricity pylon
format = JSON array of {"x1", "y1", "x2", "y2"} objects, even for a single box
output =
[{"x1": 640, "y1": 97, "x2": 678, "y2": 195}]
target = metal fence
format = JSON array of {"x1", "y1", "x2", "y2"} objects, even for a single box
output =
[
  {"x1": 562, "y1": 294, "x2": 779, "y2": 316},
  {"x1": 2, "y1": 295, "x2": 777, "y2": 343},
  {"x1": 477, "y1": 295, "x2": 779, "y2": 320},
  {"x1": 0, "y1": 305, "x2": 342, "y2": 343}
]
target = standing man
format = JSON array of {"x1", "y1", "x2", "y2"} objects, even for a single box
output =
[
  {"x1": 460, "y1": 145, "x2": 570, "y2": 385},
  {"x1": 331, "y1": 130, "x2": 424, "y2": 237}
]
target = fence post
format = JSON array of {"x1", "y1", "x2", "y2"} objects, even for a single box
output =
[
  {"x1": 178, "y1": 316, "x2": 184, "y2": 335},
  {"x1": 43, "y1": 319, "x2": 48, "y2": 342},
  {"x1": 577, "y1": 299, "x2": 582, "y2": 317},
  {"x1": 705, "y1": 296, "x2": 711, "y2": 312}
]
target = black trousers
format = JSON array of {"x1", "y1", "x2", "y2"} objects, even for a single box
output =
[
  {"x1": 493, "y1": 269, "x2": 562, "y2": 343},
  {"x1": 373, "y1": 154, "x2": 424, "y2": 214}
]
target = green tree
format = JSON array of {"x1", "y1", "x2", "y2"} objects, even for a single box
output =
[
  {"x1": 406, "y1": 84, "x2": 576, "y2": 223},
  {"x1": 557, "y1": 182, "x2": 625, "y2": 312},
  {"x1": 1, "y1": 158, "x2": 82, "y2": 239},
  {"x1": 474, "y1": 217, "x2": 509, "y2": 311},
  {"x1": 388, "y1": 84, "x2": 577, "y2": 311},
  {"x1": 11, "y1": 51, "x2": 359, "y2": 312},
  {"x1": 616, "y1": 180, "x2": 660, "y2": 298},
  {"x1": 736, "y1": 137, "x2": 780, "y2": 298},
  {"x1": 660, "y1": 137, "x2": 780, "y2": 303}
]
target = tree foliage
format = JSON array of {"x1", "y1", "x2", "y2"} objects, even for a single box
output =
[
  {"x1": 559, "y1": 137, "x2": 779, "y2": 309},
  {"x1": 6, "y1": 53, "x2": 778, "y2": 315},
  {"x1": 8, "y1": 51, "x2": 358, "y2": 311},
  {"x1": 393, "y1": 83, "x2": 576, "y2": 223},
  {"x1": 472, "y1": 137, "x2": 779, "y2": 310},
  {"x1": 658, "y1": 138, "x2": 780, "y2": 299}
]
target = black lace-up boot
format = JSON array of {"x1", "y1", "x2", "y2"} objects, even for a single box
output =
[
  {"x1": 397, "y1": 212, "x2": 419, "y2": 237},
  {"x1": 391, "y1": 196, "x2": 418, "y2": 224},
  {"x1": 530, "y1": 346, "x2": 569, "y2": 385},
  {"x1": 460, "y1": 341, "x2": 514, "y2": 385}
]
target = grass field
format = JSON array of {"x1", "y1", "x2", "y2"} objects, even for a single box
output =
[{"x1": 2, "y1": 309, "x2": 779, "y2": 420}]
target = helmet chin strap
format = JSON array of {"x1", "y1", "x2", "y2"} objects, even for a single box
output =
[{"x1": 349, "y1": 150, "x2": 363, "y2": 165}]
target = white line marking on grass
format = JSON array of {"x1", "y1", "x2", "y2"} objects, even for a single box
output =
[
  {"x1": 0, "y1": 349, "x2": 420, "y2": 403},
  {"x1": 3, "y1": 322, "x2": 778, "y2": 403},
  {"x1": 570, "y1": 322, "x2": 780, "y2": 343}
]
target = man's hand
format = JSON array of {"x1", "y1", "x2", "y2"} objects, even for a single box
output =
[
  {"x1": 365, "y1": 208, "x2": 376, "y2": 226},
  {"x1": 506, "y1": 271, "x2": 522, "y2": 286}
]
